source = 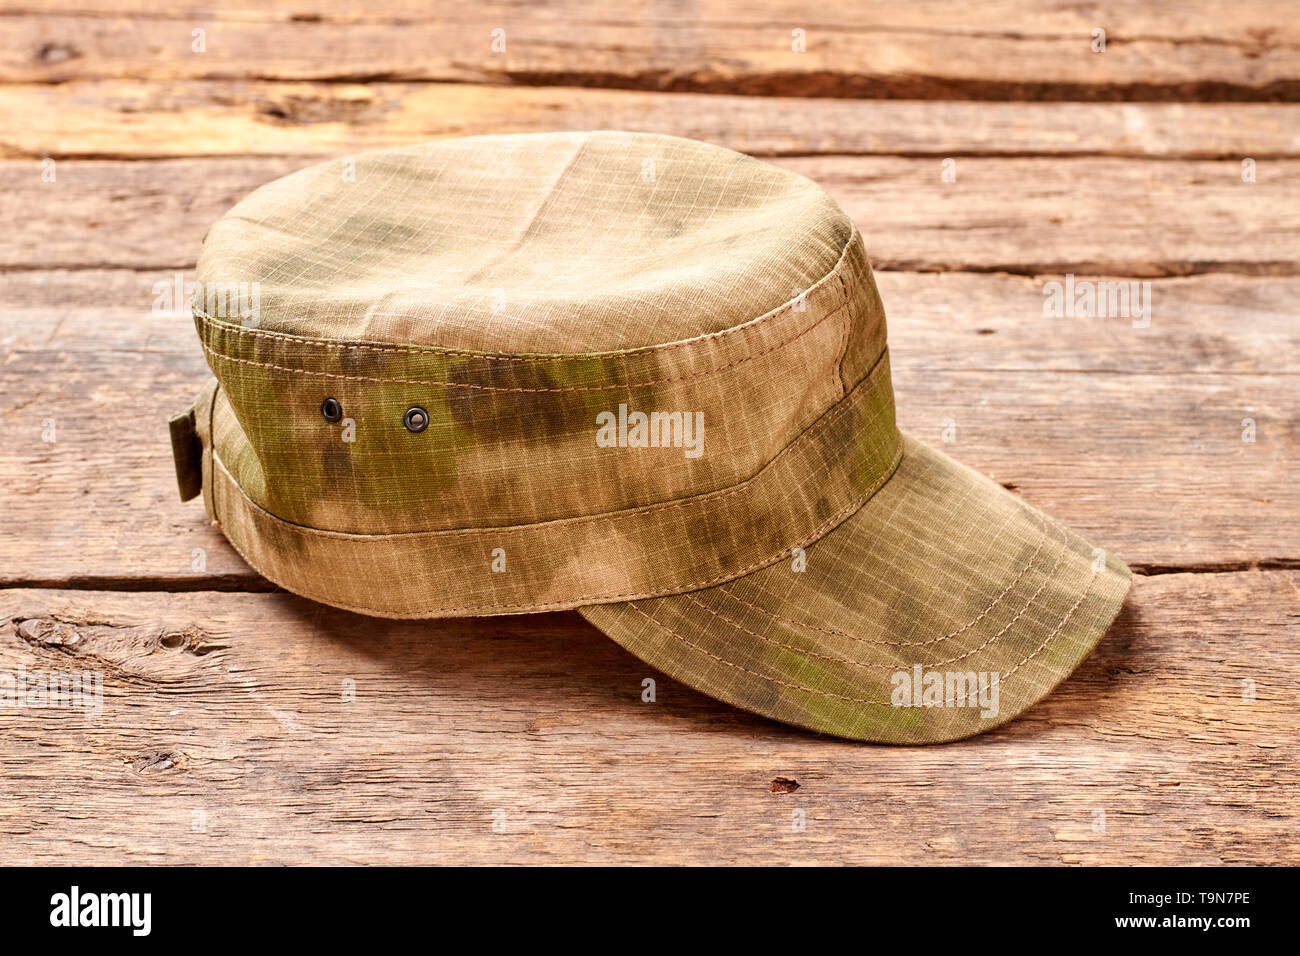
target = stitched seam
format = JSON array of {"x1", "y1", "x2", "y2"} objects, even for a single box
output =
[
  {"x1": 678, "y1": 514, "x2": 1069, "y2": 672},
  {"x1": 200, "y1": 286, "x2": 857, "y2": 392},
  {"x1": 1002, "y1": 563, "x2": 1100, "y2": 679},
  {"x1": 835, "y1": 269, "x2": 851, "y2": 396},
  {"x1": 714, "y1": 505, "x2": 1051, "y2": 648},
  {"x1": 192, "y1": 225, "x2": 860, "y2": 363},
  {"x1": 210, "y1": 439, "x2": 905, "y2": 616},
  {"x1": 209, "y1": 348, "x2": 891, "y2": 541},
  {"x1": 624, "y1": 539, "x2": 1100, "y2": 707}
]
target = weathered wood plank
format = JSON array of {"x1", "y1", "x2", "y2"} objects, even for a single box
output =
[
  {"x1": 1, "y1": 269, "x2": 1295, "y2": 583},
  {"x1": 3, "y1": 156, "x2": 1295, "y2": 275},
  {"x1": 7, "y1": 267, "x2": 1295, "y2": 373},
  {"x1": 0, "y1": 571, "x2": 1295, "y2": 864},
  {"x1": 2, "y1": 1, "x2": 1296, "y2": 99},
  {"x1": 5, "y1": 82, "x2": 1300, "y2": 160}
]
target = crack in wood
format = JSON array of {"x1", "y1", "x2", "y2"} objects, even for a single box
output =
[
  {"x1": 1130, "y1": 558, "x2": 1300, "y2": 575},
  {"x1": 2, "y1": 561, "x2": 1295, "y2": 601}
]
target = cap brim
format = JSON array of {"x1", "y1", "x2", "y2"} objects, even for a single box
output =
[{"x1": 578, "y1": 433, "x2": 1131, "y2": 744}]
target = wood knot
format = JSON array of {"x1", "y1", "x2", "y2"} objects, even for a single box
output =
[
  {"x1": 16, "y1": 618, "x2": 80, "y2": 648},
  {"x1": 258, "y1": 93, "x2": 376, "y2": 125},
  {"x1": 130, "y1": 750, "x2": 186, "y2": 774},
  {"x1": 157, "y1": 626, "x2": 228, "y2": 656},
  {"x1": 35, "y1": 42, "x2": 80, "y2": 65}
]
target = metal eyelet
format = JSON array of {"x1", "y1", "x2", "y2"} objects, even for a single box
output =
[
  {"x1": 403, "y1": 406, "x2": 429, "y2": 433},
  {"x1": 321, "y1": 398, "x2": 343, "y2": 423}
]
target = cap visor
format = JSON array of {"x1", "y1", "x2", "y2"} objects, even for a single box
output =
[{"x1": 579, "y1": 433, "x2": 1131, "y2": 744}]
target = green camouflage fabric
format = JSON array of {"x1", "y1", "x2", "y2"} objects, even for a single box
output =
[{"x1": 176, "y1": 131, "x2": 1130, "y2": 743}]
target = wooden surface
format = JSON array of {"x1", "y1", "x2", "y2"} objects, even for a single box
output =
[{"x1": 1, "y1": 1, "x2": 1297, "y2": 865}]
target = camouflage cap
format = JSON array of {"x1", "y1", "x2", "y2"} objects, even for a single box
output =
[{"x1": 171, "y1": 131, "x2": 1130, "y2": 744}]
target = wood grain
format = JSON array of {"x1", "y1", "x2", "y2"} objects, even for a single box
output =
[
  {"x1": 3, "y1": 1, "x2": 1297, "y2": 99},
  {"x1": 1, "y1": 570, "x2": 1295, "y2": 864},
  {"x1": 5, "y1": 82, "x2": 1300, "y2": 160},
  {"x1": 3, "y1": 156, "x2": 1296, "y2": 275}
]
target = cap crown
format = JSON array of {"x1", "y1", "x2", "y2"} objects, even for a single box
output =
[{"x1": 193, "y1": 132, "x2": 899, "y2": 615}]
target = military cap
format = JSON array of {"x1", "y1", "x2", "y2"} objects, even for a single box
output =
[{"x1": 171, "y1": 131, "x2": 1130, "y2": 743}]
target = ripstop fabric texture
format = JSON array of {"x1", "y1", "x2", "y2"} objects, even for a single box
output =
[{"x1": 177, "y1": 130, "x2": 1131, "y2": 743}]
